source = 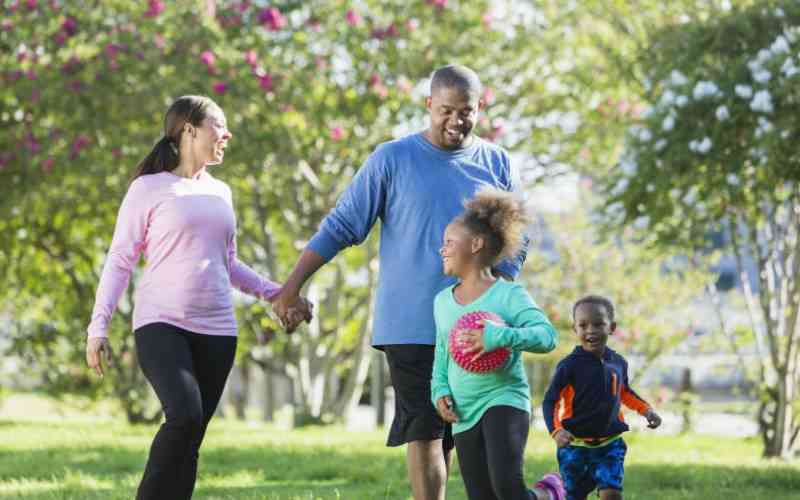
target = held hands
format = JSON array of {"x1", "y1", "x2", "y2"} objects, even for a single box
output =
[
  {"x1": 553, "y1": 429, "x2": 575, "y2": 448},
  {"x1": 436, "y1": 395, "x2": 458, "y2": 423},
  {"x1": 272, "y1": 288, "x2": 314, "y2": 333},
  {"x1": 644, "y1": 408, "x2": 662, "y2": 429},
  {"x1": 86, "y1": 337, "x2": 114, "y2": 377}
]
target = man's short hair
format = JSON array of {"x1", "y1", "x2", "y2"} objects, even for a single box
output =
[{"x1": 429, "y1": 64, "x2": 483, "y2": 97}]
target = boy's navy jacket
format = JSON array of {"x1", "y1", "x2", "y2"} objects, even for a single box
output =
[{"x1": 542, "y1": 346, "x2": 651, "y2": 439}]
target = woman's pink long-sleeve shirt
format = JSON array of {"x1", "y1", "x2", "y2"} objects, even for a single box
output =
[{"x1": 87, "y1": 170, "x2": 280, "y2": 338}]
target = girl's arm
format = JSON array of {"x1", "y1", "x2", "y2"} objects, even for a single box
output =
[
  {"x1": 482, "y1": 284, "x2": 558, "y2": 353},
  {"x1": 430, "y1": 299, "x2": 452, "y2": 407}
]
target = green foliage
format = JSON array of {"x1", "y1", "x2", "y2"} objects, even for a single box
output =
[
  {"x1": 0, "y1": 0, "x2": 589, "y2": 420},
  {"x1": 589, "y1": 0, "x2": 800, "y2": 457},
  {"x1": 599, "y1": 2, "x2": 800, "y2": 245}
]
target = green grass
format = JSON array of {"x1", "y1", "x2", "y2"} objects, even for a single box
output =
[{"x1": 0, "y1": 414, "x2": 797, "y2": 499}]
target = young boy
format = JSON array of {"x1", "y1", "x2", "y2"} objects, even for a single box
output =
[{"x1": 542, "y1": 295, "x2": 661, "y2": 500}]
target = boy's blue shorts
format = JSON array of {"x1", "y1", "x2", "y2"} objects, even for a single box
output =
[{"x1": 557, "y1": 437, "x2": 627, "y2": 499}]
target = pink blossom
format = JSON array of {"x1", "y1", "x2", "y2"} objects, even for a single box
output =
[
  {"x1": 25, "y1": 134, "x2": 41, "y2": 154},
  {"x1": 54, "y1": 32, "x2": 66, "y2": 45},
  {"x1": 60, "y1": 56, "x2": 81, "y2": 75},
  {"x1": 258, "y1": 7, "x2": 286, "y2": 31},
  {"x1": 154, "y1": 35, "x2": 166, "y2": 50},
  {"x1": 144, "y1": 0, "x2": 165, "y2": 18},
  {"x1": 70, "y1": 135, "x2": 91, "y2": 159},
  {"x1": 17, "y1": 51, "x2": 27, "y2": 63},
  {"x1": 212, "y1": 81, "x2": 228, "y2": 94},
  {"x1": 26, "y1": 0, "x2": 37, "y2": 10},
  {"x1": 105, "y1": 43, "x2": 121, "y2": 59},
  {"x1": 427, "y1": 0, "x2": 447, "y2": 7},
  {"x1": 482, "y1": 87, "x2": 495, "y2": 105},
  {"x1": 372, "y1": 24, "x2": 398, "y2": 40},
  {"x1": 258, "y1": 73, "x2": 273, "y2": 92},
  {"x1": 112, "y1": 148, "x2": 122, "y2": 159},
  {"x1": 238, "y1": 1, "x2": 251, "y2": 13},
  {"x1": 373, "y1": 84, "x2": 388, "y2": 98},
  {"x1": 61, "y1": 16, "x2": 77, "y2": 36},
  {"x1": 345, "y1": 9, "x2": 361, "y2": 26},
  {"x1": 7, "y1": 1, "x2": 18, "y2": 12},
  {"x1": 481, "y1": 11, "x2": 494, "y2": 27},
  {"x1": 405, "y1": 19, "x2": 419, "y2": 32},
  {"x1": 244, "y1": 50, "x2": 258, "y2": 66},
  {"x1": 200, "y1": 50, "x2": 215, "y2": 67},
  {"x1": 26, "y1": 69, "x2": 37, "y2": 80},
  {"x1": 0, "y1": 152, "x2": 13, "y2": 169},
  {"x1": 315, "y1": 56, "x2": 327, "y2": 70},
  {"x1": 1, "y1": 20, "x2": 13, "y2": 32},
  {"x1": 330, "y1": 126, "x2": 345, "y2": 141},
  {"x1": 306, "y1": 18, "x2": 322, "y2": 32},
  {"x1": 42, "y1": 157, "x2": 54, "y2": 173},
  {"x1": 67, "y1": 79, "x2": 84, "y2": 93}
]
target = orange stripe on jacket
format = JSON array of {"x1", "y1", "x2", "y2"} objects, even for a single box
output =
[
  {"x1": 553, "y1": 384, "x2": 575, "y2": 434},
  {"x1": 621, "y1": 385, "x2": 651, "y2": 415}
]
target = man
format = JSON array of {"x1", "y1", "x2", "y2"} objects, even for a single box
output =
[{"x1": 274, "y1": 64, "x2": 528, "y2": 500}]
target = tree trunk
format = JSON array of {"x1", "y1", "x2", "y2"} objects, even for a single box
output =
[
  {"x1": 372, "y1": 350, "x2": 387, "y2": 427},
  {"x1": 233, "y1": 359, "x2": 250, "y2": 420},
  {"x1": 763, "y1": 369, "x2": 797, "y2": 458},
  {"x1": 330, "y1": 244, "x2": 377, "y2": 422},
  {"x1": 262, "y1": 369, "x2": 274, "y2": 422}
]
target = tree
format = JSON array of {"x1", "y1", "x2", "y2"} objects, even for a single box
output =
[
  {"x1": 599, "y1": 2, "x2": 800, "y2": 457},
  {"x1": 0, "y1": 0, "x2": 591, "y2": 423}
]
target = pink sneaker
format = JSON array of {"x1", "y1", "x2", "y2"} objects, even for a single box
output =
[{"x1": 534, "y1": 472, "x2": 566, "y2": 500}]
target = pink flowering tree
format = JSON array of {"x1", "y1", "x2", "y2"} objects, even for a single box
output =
[
  {"x1": 0, "y1": 0, "x2": 586, "y2": 423},
  {"x1": 598, "y1": 2, "x2": 800, "y2": 457}
]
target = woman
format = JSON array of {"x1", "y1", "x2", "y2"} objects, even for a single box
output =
[{"x1": 85, "y1": 95, "x2": 311, "y2": 499}]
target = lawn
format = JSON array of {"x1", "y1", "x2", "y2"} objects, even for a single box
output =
[{"x1": 0, "y1": 401, "x2": 797, "y2": 499}]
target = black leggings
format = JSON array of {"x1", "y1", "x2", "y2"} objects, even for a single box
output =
[
  {"x1": 454, "y1": 405, "x2": 534, "y2": 500},
  {"x1": 134, "y1": 322, "x2": 237, "y2": 500}
]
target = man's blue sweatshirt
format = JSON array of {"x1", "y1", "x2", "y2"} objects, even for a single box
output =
[{"x1": 308, "y1": 132, "x2": 528, "y2": 346}]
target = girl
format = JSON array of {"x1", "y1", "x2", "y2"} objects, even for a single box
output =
[
  {"x1": 431, "y1": 186, "x2": 565, "y2": 500},
  {"x1": 85, "y1": 95, "x2": 311, "y2": 499}
]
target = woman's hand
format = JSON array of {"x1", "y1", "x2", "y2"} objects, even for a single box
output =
[{"x1": 86, "y1": 337, "x2": 114, "y2": 377}]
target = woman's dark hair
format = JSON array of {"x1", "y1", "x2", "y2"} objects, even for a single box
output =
[
  {"x1": 131, "y1": 95, "x2": 219, "y2": 181},
  {"x1": 455, "y1": 186, "x2": 530, "y2": 266}
]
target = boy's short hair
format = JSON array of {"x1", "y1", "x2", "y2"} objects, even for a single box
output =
[{"x1": 572, "y1": 295, "x2": 615, "y2": 322}]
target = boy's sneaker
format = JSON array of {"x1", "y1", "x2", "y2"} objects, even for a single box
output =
[{"x1": 534, "y1": 472, "x2": 566, "y2": 500}]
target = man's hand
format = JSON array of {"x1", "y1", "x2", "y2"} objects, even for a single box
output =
[
  {"x1": 86, "y1": 337, "x2": 114, "y2": 377},
  {"x1": 272, "y1": 286, "x2": 312, "y2": 333},
  {"x1": 644, "y1": 409, "x2": 662, "y2": 429},
  {"x1": 553, "y1": 429, "x2": 575, "y2": 448},
  {"x1": 436, "y1": 396, "x2": 458, "y2": 423}
]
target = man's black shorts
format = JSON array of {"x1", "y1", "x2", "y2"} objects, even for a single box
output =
[{"x1": 381, "y1": 344, "x2": 454, "y2": 450}]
